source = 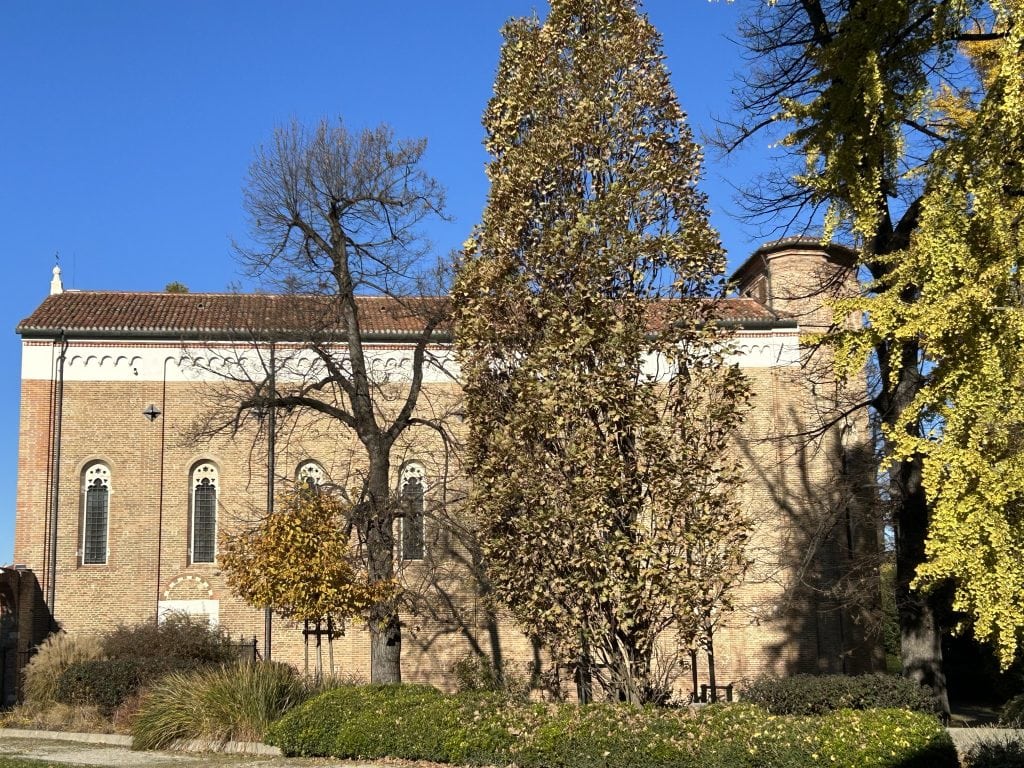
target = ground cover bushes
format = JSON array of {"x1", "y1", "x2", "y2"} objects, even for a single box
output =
[
  {"x1": 741, "y1": 674, "x2": 938, "y2": 715},
  {"x1": 4, "y1": 616, "x2": 241, "y2": 732},
  {"x1": 450, "y1": 655, "x2": 532, "y2": 699},
  {"x1": 1003, "y1": 693, "x2": 1024, "y2": 727},
  {"x1": 53, "y1": 616, "x2": 238, "y2": 714},
  {"x1": 54, "y1": 659, "x2": 144, "y2": 715},
  {"x1": 267, "y1": 684, "x2": 958, "y2": 768}
]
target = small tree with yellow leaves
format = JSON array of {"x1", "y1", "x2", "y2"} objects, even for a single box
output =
[{"x1": 219, "y1": 488, "x2": 397, "y2": 674}]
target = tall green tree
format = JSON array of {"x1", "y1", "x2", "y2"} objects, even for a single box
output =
[
  {"x1": 721, "y1": 0, "x2": 1020, "y2": 705},
  {"x1": 454, "y1": 0, "x2": 750, "y2": 704}
]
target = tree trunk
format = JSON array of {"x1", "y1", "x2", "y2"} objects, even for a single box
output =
[
  {"x1": 369, "y1": 609, "x2": 402, "y2": 684},
  {"x1": 576, "y1": 637, "x2": 593, "y2": 704},
  {"x1": 689, "y1": 648, "x2": 699, "y2": 703},
  {"x1": 706, "y1": 634, "x2": 718, "y2": 703},
  {"x1": 315, "y1": 620, "x2": 323, "y2": 680},
  {"x1": 873, "y1": 219, "x2": 949, "y2": 716},
  {"x1": 327, "y1": 616, "x2": 335, "y2": 676},
  {"x1": 365, "y1": 456, "x2": 401, "y2": 684},
  {"x1": 303, "y1": 620, "x2": 309, "y2": 675},
  {"x1": 894, "y1": 456, "x2": 950, "y2": 717}
]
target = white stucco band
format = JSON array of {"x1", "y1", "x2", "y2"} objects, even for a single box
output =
[
  {"x1": 21, "y1": 330, "x2": 802, "y2": 383},
  {"x1": 20, "y1": 341, "x2": 461, "y2": 384}
]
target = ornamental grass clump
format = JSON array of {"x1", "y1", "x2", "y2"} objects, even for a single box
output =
[
  {"x1": 963, "y1": 736, "x2": 1024, "y2": 768},
  {"x1": 22, "y1": 631, "x2": 103, "y2": 705},
  {"x1": 131, "y1": 661, "x2": 308, "y2": 750}
]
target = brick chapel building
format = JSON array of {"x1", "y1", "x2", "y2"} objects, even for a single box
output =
[{"x1": 12, "y1": 237, "x2": 883, "y2": 694}]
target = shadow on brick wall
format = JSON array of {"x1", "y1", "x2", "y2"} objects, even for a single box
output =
[
  {"x1": 739, "y1": 403, "x2": 885, "y2": 678},
  {"x1": 1, "y1": 567, "x2": 57, "y2": 707}
]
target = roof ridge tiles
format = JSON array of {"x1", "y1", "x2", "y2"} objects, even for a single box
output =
[{"x1": 16, "y1": 291, "x2": 792, "y2": 338}]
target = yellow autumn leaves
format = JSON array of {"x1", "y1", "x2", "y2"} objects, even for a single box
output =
[{"x1": 219, "y1": 489, "x2": 397, "y2": 624}]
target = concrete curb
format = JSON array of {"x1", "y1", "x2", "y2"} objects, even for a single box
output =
[
  {"x1": 947, "y1": 726, "x2": 1024, "y2": 753},
  {"x1": 0, "y1": 728, "x2": 132, "y2": 746},
  {"x1": 0, "y1": 728, "x2": 282, "y2": 756}
]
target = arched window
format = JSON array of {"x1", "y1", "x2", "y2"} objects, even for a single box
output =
[
  {"x1": 191, "y1": 462, "x2": 218, "y2": 563},
  {"x1": 400, "y1": 462, "x2": 425, "y2": 561},
  {"x1": 82, "y1": 463, "x2": 110, "y2": 565},
  {"x1": 297, "y1": 460, "x2": 326, "y2": 490}
]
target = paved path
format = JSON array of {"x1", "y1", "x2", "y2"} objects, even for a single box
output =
[
  {"x1": 0, "y1": 731, "x2": 394, "y2": 768},
  {"x1": 948, "y1": 726, "x2": 1024, "y2": 754}
]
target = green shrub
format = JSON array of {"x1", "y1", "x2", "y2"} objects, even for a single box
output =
[
  {"x1": 55, "y1": 659, "x2": 143, "y2": 714},
  {"x1": 266, "y1": 684, "x2": 465, "y2": 761},
  {"x1": 508, "y1": 703, "x2": 702, "y2": 768},
  {"x1": 1002, "y1": 693, "x2": 1024, "y2": 727},
  {"x1": 22, "y1": 631, "x2": 103, "y2": 705},
  {"x1": 267, "y1": 686, "x2": 957, "y2": 768},
  {"x1": 102, "y1": 613, "x2": 236, "y2": 667},
  {"x1": 964, "y1": 736, "x2": 1024, "y2": 768},
  {"x1": 741, "y1": 673, "x2": 938, "y2": 715},
  {"x1": 808, "y1": 708, "x2": 958, "y2": 768},
  {"x1": 132, "y1": 661, "x2": 308, "y2": 750}
]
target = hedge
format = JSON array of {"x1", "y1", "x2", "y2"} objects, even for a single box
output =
[
  {"x1": 741, "y1": 674, "x2": 938, "y2": 715},
  {"x1": 266, "y1": 685, "x2": 958, "y2": 768}
]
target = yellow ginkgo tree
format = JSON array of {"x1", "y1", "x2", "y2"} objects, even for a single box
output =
[
  {"x1": 832, "y1": 3, "x2": 1024, "y2": 667},
  {"x1": 722, "y1": 0, "x2": 1023, "y2": 710}
]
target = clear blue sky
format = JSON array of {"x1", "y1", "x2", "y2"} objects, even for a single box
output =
[{"x1": 0, "y1": 0, "x2": 773, "y2": 564}]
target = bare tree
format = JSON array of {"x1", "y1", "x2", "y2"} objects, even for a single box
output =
[{"x1": 201, "y1": 118, "x2": 450, "y2": 684}]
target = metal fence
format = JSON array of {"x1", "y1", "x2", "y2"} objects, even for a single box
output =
[{"x1": 230, "y1": 635, "x2": 259, "y2": 663}]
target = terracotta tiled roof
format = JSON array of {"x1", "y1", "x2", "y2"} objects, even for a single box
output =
[
  {"x1": 706, "y1": 297, "x2": 789, "y2": 324},
  {"x1": 730, "y1": 237, "x2": 857, "y2": 287},
  {"x1": 751, "y1": 235, "x2": 857, "y2": 260},
  {"x1": 17, "y1": 291, "x2": 790, "y2": 340}
]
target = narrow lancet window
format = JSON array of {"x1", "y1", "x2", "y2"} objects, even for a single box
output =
[
  {"x1": 400, "y1": 463, "x2": 425, "y2": 561},
  {"x1": 191, "y1": 462, "x2": 218, "y2": 563},
  {"x1": 82, "y1": 463, "x2": 110, "y2": 564}
]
